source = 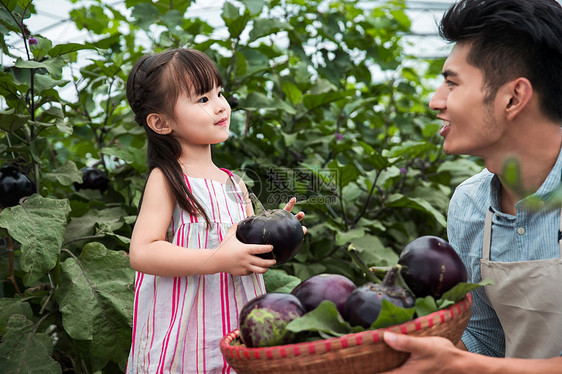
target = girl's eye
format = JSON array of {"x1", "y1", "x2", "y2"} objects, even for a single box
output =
[{"x1": 198, "y1": 97, "x2": 209, "y2": 103}]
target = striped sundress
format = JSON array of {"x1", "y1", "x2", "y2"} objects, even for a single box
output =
[{"x1": 127, "y1": 169, "x2": 266, "y2": 374}]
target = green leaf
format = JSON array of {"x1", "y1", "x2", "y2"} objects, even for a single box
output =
[
  {"x1": 222, "y1": 2, "x2": 250, "y2": 39},
  {"x1": 0, "y1": 109, "x2": 29, "y2": 132},
  {"x1": 55, "y1": 242, "x2": 134, "y2": 363},
  {"x1": 386, "y1": 194, "x2": 447, "y2": 228},
  {"x1": 64, "y1": 207, "x2": 127, "y2": 244},
  {"x1": 438, "y1": 279, "x2": 493, "y2": 305},
  {"x1": 48, "y1": 42, "x2": 95, "y2": 57},
  {"x1": 286, "y1": 300, "x2": 361, "y2": 337},
  {"x1": 100, "y1": 146, "x2": 147, "y2": 172},
  {"x1": 241, "y1": 0, "x2": 264, "y2": 15},
  {"x1": 249, "y1": 18, "x2": 292, "y2": 42},
  {"x1": 349, "y1": 235, "x2": 399, "y2": 266},
  {"x1": 501, "y1": 157, "x2": 525, "y2": 195},
  {"x1": 414, "y1": 296, "x2": 438, "y2": 317},
  {"x1": 386, "y1": 141, "x2": 435, "y2": 159},
  {"x1": 0, "y1": 298, "x2": 33, "y2": 336},
  {"x1": 281, "y1": 81, "x2": 303, "y2": 105},
  {"x1": 327, "y1": 160, "x2": 360, "y2": 189},
  {"x1": 0, "y1": 314, "x2": 62, "y2": 374},
  {"x1": 263, "y1": 269, "x2": 301, "y2": 293},
  {"x1": 44, "y1": 160, "x2": 82, "y2": 186},
  {"x1": 302, "y1": 89, "x2": 350, "y2": 110},
  {"x1": 14, "y1": 57, "x2": 65, "y2": 80},
  {"x1": 30, "y1": 36, "x2": 53, "y2": 61},
  {"x1": 0, "y1": 195, "x2": 71, "y2": 286},
  {"x1": 335, "y1": 228, "x2": 365, "y2": 246},
  {"x1": 34, "y1": 74, "x2": 69, "y2": 93},
  {"x1": 370, "y1": 299, "x2": 416, "y2": 329}
]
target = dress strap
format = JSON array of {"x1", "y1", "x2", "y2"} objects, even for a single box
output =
[
  {"x1": 220, "y1": 168, "x2": 240, "y2": 190},
  {"x1": 219, "y1": 168, "x2": 233, "y2": 177}
]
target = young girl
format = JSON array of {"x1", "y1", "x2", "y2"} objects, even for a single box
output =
[{"x1": 125, "y1": 48, "x2": 304, "y2": 373}]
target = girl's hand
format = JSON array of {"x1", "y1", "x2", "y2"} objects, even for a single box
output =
[
  {"x1": 283, "y1": 197, "x2": 307, "y2": 234},
  {"x1": 214, "y1": 224, "x2": 276, "y2": 276}
]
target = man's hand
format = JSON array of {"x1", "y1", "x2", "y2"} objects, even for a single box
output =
[{"x1": 382, "y1": 332, "x2": 463, "y2": 374}]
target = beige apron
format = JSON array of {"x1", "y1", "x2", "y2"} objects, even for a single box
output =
[{"x1": 480, "y1": 208, "x2": 562, "y2": 358}]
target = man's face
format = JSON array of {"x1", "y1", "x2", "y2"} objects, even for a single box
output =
[{"x1": 429, "y1": 44, "x2": 505, "y2": 158}]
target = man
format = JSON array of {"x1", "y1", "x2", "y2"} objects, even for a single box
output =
[{"x1": 382, "y1": 0, "x2": 562, "y2": 372}]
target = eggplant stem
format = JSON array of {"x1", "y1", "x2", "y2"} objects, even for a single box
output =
[
  {"x1": 347, "y1": 244, "x2": 381, "y2": 283},
  {"x1": 249, "y1": 193, "x2": 268, "y2": 216}
]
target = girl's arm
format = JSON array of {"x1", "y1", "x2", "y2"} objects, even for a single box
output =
[{"x1": 129, "y1": 168, "x2": 275, "y2": 277}]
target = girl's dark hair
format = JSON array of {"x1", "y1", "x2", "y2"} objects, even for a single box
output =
[
  {"x1": 126, "y1": 49, "x2": 224, "y2": 225},
  {"x1": 439, "y1": 0, "x2": 562, "y2": 122}
]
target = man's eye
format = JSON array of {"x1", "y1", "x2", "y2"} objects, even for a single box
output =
[
  {"x1": 198, "y1": 97, "x2": 209, "y2": 103},
  {"x1": 446, "y1": 80, "x2": 456, "y2": 87}
]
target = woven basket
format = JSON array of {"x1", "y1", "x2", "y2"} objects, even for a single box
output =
[{"x1": 221, "y1": 293, "x2": 471, "y2": 374}]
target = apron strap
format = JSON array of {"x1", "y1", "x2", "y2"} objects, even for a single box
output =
[
  {"x1": 483, "y1": 207, "x2": 494, "y2": 260},
  {"x1": 559, "y1": 208, "x2": 562, "y2": 257}
]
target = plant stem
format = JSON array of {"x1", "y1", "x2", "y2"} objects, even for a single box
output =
[
  {"x1": 347, "y1": 244, "x2": 381, "y2": 283},
  {"x1": 249, "y1": 192, "x2": 267, "y2": 216},
  {"x1": 6, "y1": 233, "x2": 22, "y2": 295}
]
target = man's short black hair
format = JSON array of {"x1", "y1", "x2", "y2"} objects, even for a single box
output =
[{"x1": 439, "y1": 0, "x2": 562, "y2": 122}]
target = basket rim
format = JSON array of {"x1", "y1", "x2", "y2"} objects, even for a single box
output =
[{"x1": 221, "y1": 293, "x2": 472, "y2": 361}]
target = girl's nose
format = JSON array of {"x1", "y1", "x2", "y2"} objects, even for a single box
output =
[
  {"x1": 216, "y1": 96, "x2": 228, "y2": 114},
  {"x1": 429, "y1": 84, "x2": 447, "y2": 112}
]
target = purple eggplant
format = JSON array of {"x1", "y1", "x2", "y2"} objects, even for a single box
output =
[
  {"x1": 398, "y1": 235, "x2": 468, "y2": 299},
  {"x1": 236, "y1": 209, "x2": 304, "y2": 265},
  {"x1": 291, "y1": 273, "x2": 356, "y2": 316},
  {"x1": 239, "y1": 292, "x2": 305, "y2": 348}
]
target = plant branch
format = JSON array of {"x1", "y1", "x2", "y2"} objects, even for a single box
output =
[{"x1": 353, "y1": 168, "x2": 382, "y2": 226}]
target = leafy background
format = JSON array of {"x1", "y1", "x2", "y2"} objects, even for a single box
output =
[{"x1": 0, "y1": 0, "x2": 482, "y2": 372}]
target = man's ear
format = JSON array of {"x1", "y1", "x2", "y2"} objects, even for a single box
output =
[
  {"x1": 146, "y1": 113, "x2": 172, "y2": 135},
  {"x1": 504, "y1": 77, "x2": 533, "y2": 121}
]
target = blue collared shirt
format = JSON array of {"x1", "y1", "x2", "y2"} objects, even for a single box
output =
[{"x1": 447, "y1": 148, "x2": 562, "y2": 357}]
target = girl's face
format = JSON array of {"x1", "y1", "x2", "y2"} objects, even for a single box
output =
[{"x1": 170, "y1": 85, "x2": 231, "y2": 146}]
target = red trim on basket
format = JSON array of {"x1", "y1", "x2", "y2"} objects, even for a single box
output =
[
  {"x1": 439, "y1": 310, "x2": 446, "y2": 323},
  {"x1": 371, "y1": 331, "x2": 380, "y2": 343},
  {"x1": 325, "y1": 340, "x2": 332, "y2": 351},
  {"x1": 308, "y1": 343, "x2": 316, "y2": 354},
  {"x1": 341, "y1": 337, "x2": 349, "y2": 348},
  {"x1": 266, "y1": 349, "x2": 273, "y2": 359},
  {"x1": 427, "y1": 316, "x2": 434, "y2": 328},
  {"x1": 356, "y1": 334, "x2": 363, "y2": 345},
  {"x1": 280, "y1": 347, "x2": 287, "y2": 358},
  {"x1": 294, "y1": 345, "x2": 301, "y2": 356},
  {"x1": 254, "y1": 350, "x2": 260, "y2": 359}
]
